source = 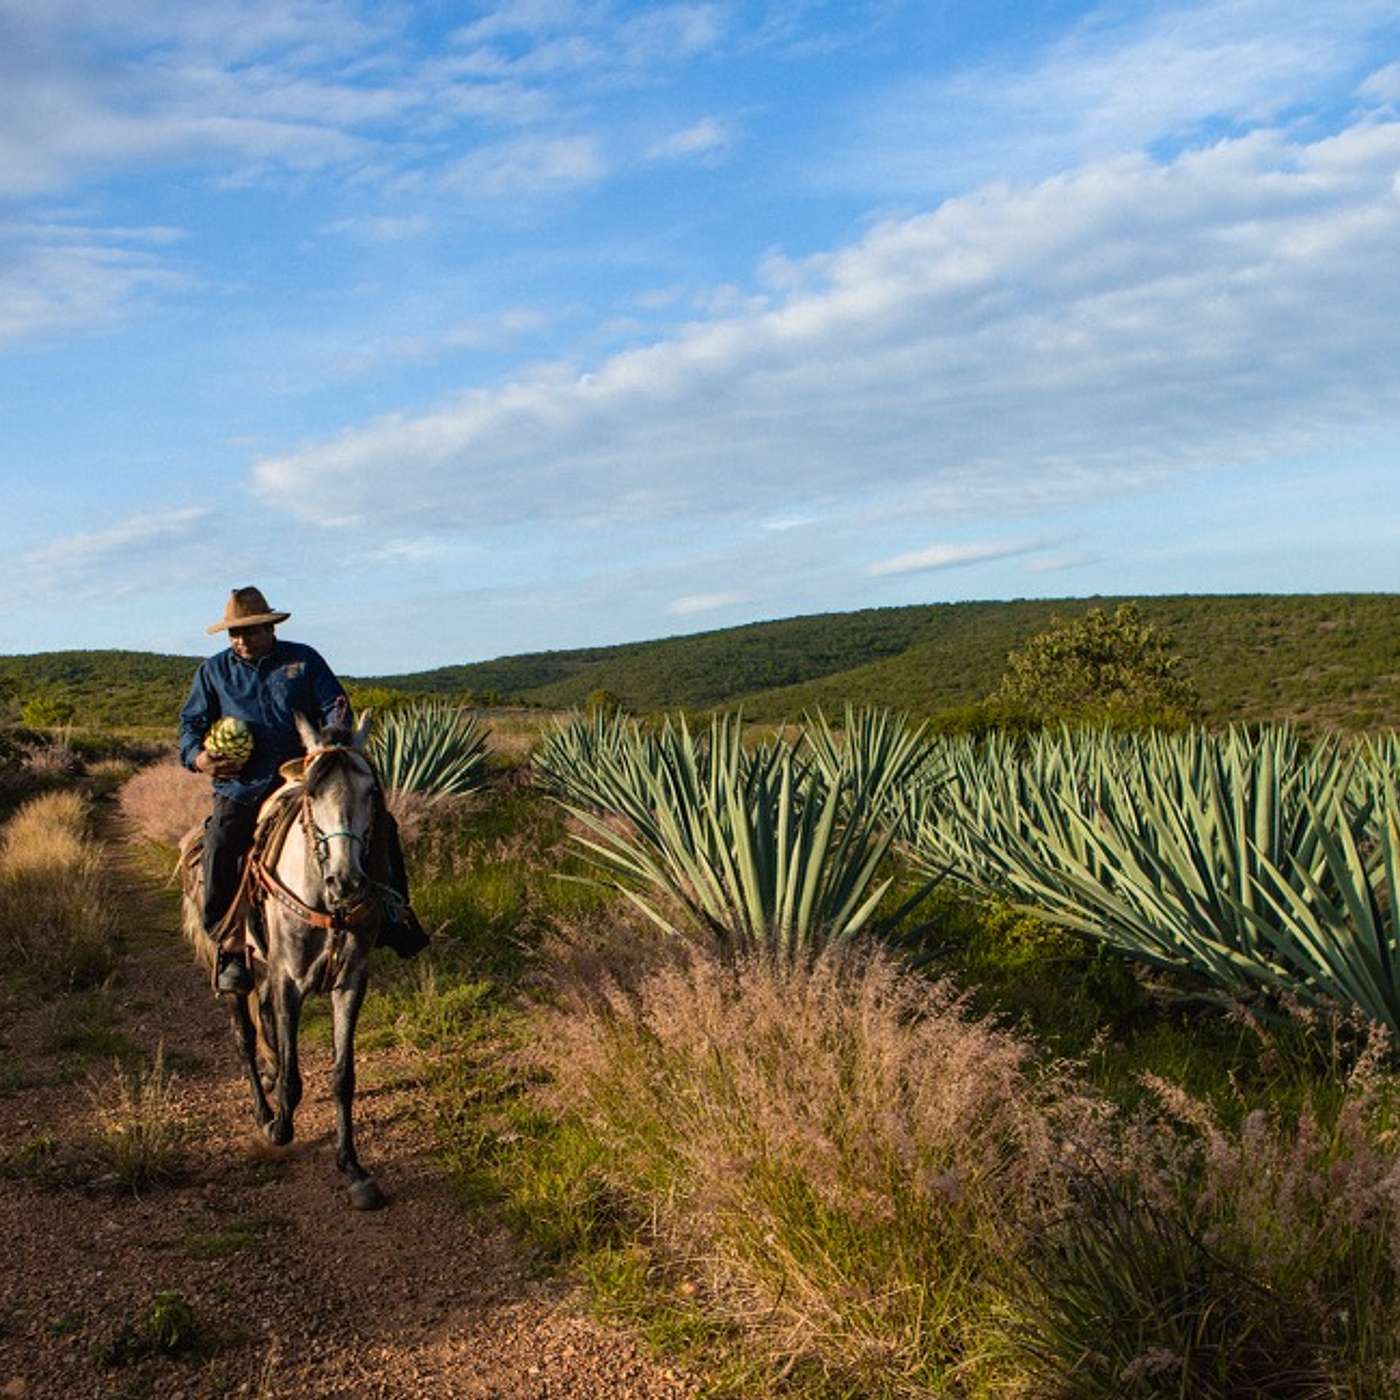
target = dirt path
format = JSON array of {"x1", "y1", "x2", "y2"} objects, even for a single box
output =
[{"x1": 0, "y1": 818, "x2": 697, "y2": 1399}]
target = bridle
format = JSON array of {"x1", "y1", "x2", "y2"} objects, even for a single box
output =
[
  {"x1": 301, "y1": 745, "x2": 376, "y2": 875},
  {"x1": 252, "y1": 744, "x2": 378, "y2": 942}
]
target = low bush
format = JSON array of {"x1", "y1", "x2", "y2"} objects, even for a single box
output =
[
  {"x1": 498, "y1": 939, "x2": 1400, "y2": 1396},
  {"x1": 0, "y1": 789, "x2": 119, "y2": 992},
  {"x1": 523, "y1": 942, "x2": 1101, "y2": 1392},
  {"x1": 117, "y1": 757, "x2": 210, "y2": 846}
]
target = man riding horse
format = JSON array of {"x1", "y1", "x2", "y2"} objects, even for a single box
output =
[{"x1": 179, "y1": 586, "x2": 428, "y2": 994}]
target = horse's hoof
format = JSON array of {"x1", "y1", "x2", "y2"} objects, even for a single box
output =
[
  {"x1": 266, "y1": 1118, "x2": 293, "y2": 1147},
  {"x1": 349, "y1": 1178, "x2": 386, "y2": 1211}
]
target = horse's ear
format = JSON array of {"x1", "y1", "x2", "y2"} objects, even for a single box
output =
[
  {"x1": 295, "y1": 712, "x2": 320, "y2": 752},
  {"x1": 352, "y1": 709, "x2": 372, "y2": 752}
]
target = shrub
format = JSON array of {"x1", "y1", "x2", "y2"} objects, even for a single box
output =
[
  {"x1": 585, "y1": 688, "x2": 625, "y2": 717},
  {"x1": 507, "y1": 941, "x2": 1400, "y2": 1395},
  {"x1": 117, "y1": 758, "x2": 210, "y2": 846},
  {"x1": 527, "y1": 942, "x2": 1101, "y2": 1391},
  {"x1": 990, "y1": 602, "x2": 1202, "y2": 726},
  {"x1": 20, "y1": 687, "x2": 77, "y2": 728},
  {"x1": 0, "y1": 789, "x2": 119, "y2": 991}
]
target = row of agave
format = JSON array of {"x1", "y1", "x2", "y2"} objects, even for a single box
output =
[
  {"x1": 904, "y1": 725, "x2": 1400, "y2": 1029},
  {"x1": 537, "y1": 708, "x2": 1400, "y2": 1032}
]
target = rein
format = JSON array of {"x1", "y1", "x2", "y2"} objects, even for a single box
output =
[{"x1": 247, "y1": 744, "x2": 379, "y2": 990}]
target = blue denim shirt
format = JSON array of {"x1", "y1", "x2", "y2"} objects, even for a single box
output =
[{"x1": 178, "y1": 639, "x2": 350, "y2": 805}]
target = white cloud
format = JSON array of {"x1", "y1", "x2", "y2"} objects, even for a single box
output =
[
  {"x1": 0, "y1": 0, "x2": 871, "y2": 207},
  {"x1": 649, "y1": 116, "x2": 734, "y2": 162},
  {"x1": 832, "y1": 0, "x2": 1400, "y2": 194},
  {"x1": 321, "y1": 214, "x2": 432, "y2": 242},
  {"x1": 667, "y1": 591, "x2": 749, "y2": 616},
  {"x1": 1360, "y1": 61, "x2": 1400, "y2": 104},
  {"x1": 369, "y1": 537, "x2": 448, "y2": 563},
  {"x1": 17, "y1": 506, "x2": 213, "y2": 602},
  {"x1": 439, "y1": 135, "x2": 606, "y2": 196},
  {"x1": 0, "y1": 0, "x2": 709, "y2": 200},
  {"x1": 252, "y1": 120, "x2": 1400, "y2": 541},
  {"x1": 0, "y1": 220, "x2": 189, "y2": 349},
  {"x1": 868, "y1": 541, "x2": 1040, "y2": 577},
  {"x1": 448, "y1": 3, "x2": 723, "y2": 76}
]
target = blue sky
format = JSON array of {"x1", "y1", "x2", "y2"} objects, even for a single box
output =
[{"x1": 4, "y1": 0, "x2": 1400, "y2": 673}]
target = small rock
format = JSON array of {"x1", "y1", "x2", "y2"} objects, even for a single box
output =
[{"x1": 3, "y1": 1380, "x2": 28, "y2": 1398}]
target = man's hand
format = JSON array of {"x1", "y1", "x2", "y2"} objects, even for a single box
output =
[{"x1": 195, "y1": 749, "x2": 245, "y2": 779}]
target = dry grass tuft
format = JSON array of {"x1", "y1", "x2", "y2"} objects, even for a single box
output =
[
  {"x1": 22, "y1": 738, "x2": 84, "y2": 777},
  {"x1": 84, "y1": 1042, "x2": 189, "y2": 1190},
  {"x1": 0, "y1": 789, "x2": 120, "y2": 991},
  {"x1": 384, "y1": 787, "x2": 440, "y2": 846},
  {"x1": 118, "y1": 758, "x2": 210, "y2": 846}
]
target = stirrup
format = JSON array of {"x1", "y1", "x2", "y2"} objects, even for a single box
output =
[{"x1": 216, "y1": 949, "x2": 254, "y2": 995}]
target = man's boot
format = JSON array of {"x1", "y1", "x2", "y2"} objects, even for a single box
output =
[
  {"x1": 215, "y1": 943, "x2": 254, "y2": 995},
  {"x1": 377, "y1": 899, "x2": 429, "y2": 958}
]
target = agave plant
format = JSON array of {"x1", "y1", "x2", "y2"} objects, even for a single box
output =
[
  {"x1": 1237, "y1": 775, "x2": 1400, "y2": 1031},
  {"x1": 803, "y1": 705, "x2": 944, "y2": 838},
  {"x1": 536, "y1": 709, "x2": 807, "y2": 825},
  {"x1": 533, "y1": 707, "x2": 640, "y2": 813},
  {"x1": 368, "y1": 699, "x2": 490, "y2": 802},
  {"x1": 555, "y1": 713, "x2": 921, "y2": 959}
]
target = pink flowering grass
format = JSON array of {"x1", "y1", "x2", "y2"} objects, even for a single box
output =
[
  {"x1": 117, "y1": 759, "x2": 210, "y2": 848},
  {"x1": 515, "y1": 934, "x2": 1400, "y2": 1397},
  {"x1": 528, "y1": 940, "x2": 1107, "y2": 1394}
]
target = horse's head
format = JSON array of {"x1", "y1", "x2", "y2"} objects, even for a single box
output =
[{"x1": 294, "y1": 711, "x2": 378, "y2": 911}]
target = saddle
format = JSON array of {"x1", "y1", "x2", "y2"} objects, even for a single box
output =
[{"x1": 179, "y1": 782, "x2": 306, "y2": 963}]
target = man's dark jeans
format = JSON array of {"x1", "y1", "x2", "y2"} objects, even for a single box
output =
[
  {"x1": 203, "y1": 794, "x2": 260, "y2": 937},
  {"x1": 202, "y1": 788, "x2": 412, "y2": 939}
]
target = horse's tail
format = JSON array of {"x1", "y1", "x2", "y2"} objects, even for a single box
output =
[
  {"x1": 177, "y1": 824, "x2": 217, "y2": 977},
  {"x1": 176, "y1": 823, "x2": 271, "y2": 1066}
]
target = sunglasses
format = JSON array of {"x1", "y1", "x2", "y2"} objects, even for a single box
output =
[{"x1": 229, "y1": 624, "x2": 274, "y2": 639}]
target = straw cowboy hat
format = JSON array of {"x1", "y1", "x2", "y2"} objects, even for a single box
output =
[{"x1": 207, "y1": 586, "x2": 291, "y2": 635}]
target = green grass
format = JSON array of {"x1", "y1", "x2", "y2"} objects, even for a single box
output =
[
  {"x1": 184, "y1": 1215, "x2": 287, "y2": 1260},
  {"x1": 44, "y1": 990, "x2": 142, "y2": 1061}
]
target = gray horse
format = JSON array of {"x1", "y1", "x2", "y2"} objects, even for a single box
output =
[{"x1": 182, "y1": 711, "x2": 386, "y2": 1210}]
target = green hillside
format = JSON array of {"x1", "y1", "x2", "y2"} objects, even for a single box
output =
[
  {"x1": 0, "y1": 649, "x2": 202, "y2": 728},
  {"x1": 372, "y1": 607, "x2": 940, "y2": 710},
  {"x1": 730, "y1": 594, "x2": 1400, "y2": 729},
  {"x1": 4, "y1": 594, "x2": 1399, "y2": 731},
  {"x1": 379, "y1": 593, "x2": 1400, "y2": 729}
]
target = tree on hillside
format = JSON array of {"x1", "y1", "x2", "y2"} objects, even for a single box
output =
[
  {"x1": 20, "y1": 685, "x2": 78, "y2": 728},
  {"x1": 989, "y1": 603, "x2": 1202, "y2": 725},
  {"x1": 585, "y1": 688, "x2": 625, "y2": 718}
]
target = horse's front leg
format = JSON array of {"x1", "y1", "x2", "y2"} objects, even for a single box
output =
[
  {"x1": 266, "y1": 973, "x2": 303, "y2": 1147},
  {"x1": 331, "y1": 967, "x2": 384, "y2": 1210}
]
